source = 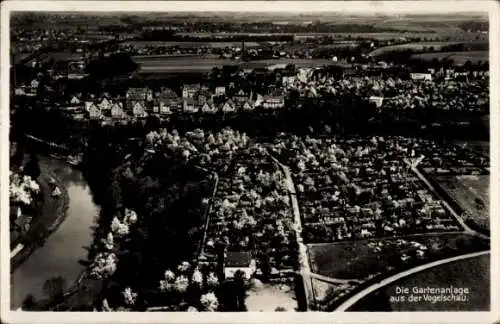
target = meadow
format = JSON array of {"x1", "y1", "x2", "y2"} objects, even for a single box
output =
[
  {"x1": 307, "y1": 233, "x2": 487, "y2": 281},
  {"x1": 410, "y1": 50, "x2": 488, "y2": 65},
  {"x1": 433, "y1": 174, "x2": 489, "y2": 229}
]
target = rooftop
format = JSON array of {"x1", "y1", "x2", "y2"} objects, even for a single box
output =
[{"x1": 225, "y1": 251, "x2": 253, "y2": 268}]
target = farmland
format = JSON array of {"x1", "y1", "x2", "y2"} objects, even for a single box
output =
[
  {"x1": 410, "y1": 50, "x2": 488, "y2": 65},
  {"x1": 133, "y1": 56, "x2": 340, "y2": 74},
  {"x1": 347, "y1": 253, "x2": 490, "y2": 311},
  {"x1": 176, "y1": 32, "x2": 487, "y2": 42},
  {"x1": 307, "y1": 233, "x2": 487, "y2": 282},
  {"x1": 368, "y1": 42, "x2": 461, "y2": 57},
  {"x1": 455, "y1": 140, "x2": 489, "y2": 157},
  {"x1": 433, "y1": 175, "x2": 489, "y2": 230},
  {"x1": 369, "y1": 40, "x2": 488, "y2": 57},
  {"x1": 121, "y1": 41, "x2": 261, "y2": 49}
]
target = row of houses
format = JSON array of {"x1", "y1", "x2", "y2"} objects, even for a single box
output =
[{"x1": 77, "y1": 87, "x2": 286, "y2": 120}]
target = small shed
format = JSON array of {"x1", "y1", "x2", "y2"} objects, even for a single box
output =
[{"x1": 224, "y1": 251, "x2": 256, "y2": 280}]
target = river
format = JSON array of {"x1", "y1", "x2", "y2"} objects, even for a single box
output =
[{"x1": 10, "y1": 156, "x2": 99, "y2": 309}]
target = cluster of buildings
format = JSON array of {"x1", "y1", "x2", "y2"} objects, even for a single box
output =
[
  {"x1": 200, "y1": 146, "x2": 296, "y2": 281},
  {"x1": 56, "y1": 84, "x2": 286, "y2": 121},
  {"x1": 282, "y1": 65, "x2": 489, "y2": 112},
  {"x1": 267, "y1": 136, "x2": 479, "y2": 244}
]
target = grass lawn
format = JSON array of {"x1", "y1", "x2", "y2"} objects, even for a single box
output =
[
  {"x1": 433, "y1": 175, "x2": 489, "y2": 229},
  {"x1": 308, "y1": 233, "x2": 488, "y2": 281}
]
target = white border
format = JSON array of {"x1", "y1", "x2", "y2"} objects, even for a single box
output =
[{"x1": 1, "y1": 1, "x2": 499, "y2": 324}]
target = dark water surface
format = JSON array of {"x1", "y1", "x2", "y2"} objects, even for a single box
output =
[{"x1": 10, "y1": 157, "x2": 99, "y2": 309}]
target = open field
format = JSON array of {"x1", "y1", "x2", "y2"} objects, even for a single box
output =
[
  {"x1": 433, "y1": 175, "x2": 489, "y2": 229},
  {"x1": 133, "y1": 56, "x2": 340, "y2": 73},
  {"x1": 369, "y1": 40, "x2": 488, "y2": 57},
  {"x1": 455, "y1": 140, "x2": 489, "y2": 157},
  {"x1": 23, "y1": 51, "x2": 84, "y2": 68},
  {"x1": 175, "y1": 31, "x2": 486, "y2": 41},
  {"x1": 308, "y1": 233, "x2": 487, "y2": 281},
  {"x1": 410, "y1": 50, "x2": 488, "y2": 64},
  {"x1": 368, "y1": 42, "x2": 461, "y2": 57},
  {"x1": 121, "y1": 41, "x2": 261, "y2": 49},
  {"x1": 347, "y1": 253, "x2": 489, "y2": 311}
]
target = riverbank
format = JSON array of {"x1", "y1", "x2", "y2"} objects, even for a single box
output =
[{"x1": 11, "y1": 171, "x2": 70, "y2": 272}]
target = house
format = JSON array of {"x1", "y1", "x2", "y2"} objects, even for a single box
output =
[
  {"x1": 126, "y1": 87, "x2": 149, "y2": 101},
  {"x1": 368, "y1": 96, "x2": 384, "y2": 108},
  {"x1": 261, "y1": 95, "x2": 285, "y2": 109},
  {"x1": 157, "y1": 87, "x2": 179, "y2": 100},
  {"x1": 215, "y1": 86, "x2": 226, "y2": 96},
  {"x1": 241, "y1": 100, "x2": 255, "y2": 111},
  {"x1": 182, "y1": 84, "x2": 200, "y2": 99},
  {"x1": 70, "y1": 96, "x2": 81, "y2": 105},
  {"x1": 159, "y1": 101, "x2": 174, "y2": 115},
  {"x1": 14, "y1": 87, "x2": 26, "y2": 96},
  {"x1": 131, "y1": 101, "x2": 147, "y2": 117},
  {"x1": 196, "y1": 89, "x2": 213, "y2": 106},
  {"x1": 98, "y1": 97, "x2": 111, "y2": 110},
  {"x1": 282, "y1": 76, "x2": 296, "y2": 87},
  {"x1": 201, "y1": 102, "x2": 218, "y2": 114},
  {"x1": 88, "y1": 104, "x2": 103, "y2": 120},
  {"x1": 221, "y1": 100, "x2": 237, "y2": 113},
  {"x1": 224, "y1": 251, "x2": 256, "y2": 280},
  {"x1": 233, "y1": 89, "x2": 250, "y2": 103},
  {"x1": 30, "y1": 79, "x2": 40, "y2": 89},
  {"x1": 410, "y1": 73, "x2": 432, "y2": 81},
  {"x1": 110, "y1": 103, "x2": 127, "y2": 119},
  {"x1": 183, "y1": 99, "x2": 199, "y2": 113}
]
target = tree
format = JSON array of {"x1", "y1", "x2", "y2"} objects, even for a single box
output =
[{"x1": 24, "y1": 154, "x2": 41, "y2": 180}]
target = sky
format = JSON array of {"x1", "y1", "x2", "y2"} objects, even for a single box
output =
[{"x1": 3, "y1": 1, "x2": 495, "y2": 15}]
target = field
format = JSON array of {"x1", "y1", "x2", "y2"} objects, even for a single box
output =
[
  {"x1": 410, "y1": 50, "x2": 488, "y2": 65},
  {"x1": 121, "y1": 41, "x2": 261, "y2": 49},
  {"x1": 454, "y1": 140, "x2": 489, "y2": 157},
  {"x1": 368, "y1": 42, "x2": 461, "y2": 57},
  {"x1": 133, "y1": 56, "x2": 340, "y2": 73},
  {"x1": 433, "y1": 175, "x2": 489, "y2": 229},
  {"x1": 369, "y1": 40, "x2": 488, "y2": 57},
  {"x1": 347, "y1": 253, "x2": 490, "y2": 311},
  {"x1": 24, "y1": 52, "x2": 84, "y2": 68},
  {"x1": 308, "y1": 233, "x2": 488, "y2": 281},
  {"x1": 176, "y1": 31, "x2": 487, "y2": 42}
]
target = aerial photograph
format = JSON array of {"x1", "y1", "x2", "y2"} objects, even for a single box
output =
[{"x1": 7, "y1": 4, "x2": 490, "y2": 314}]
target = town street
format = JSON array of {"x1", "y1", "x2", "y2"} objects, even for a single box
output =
[{"x1": 269, "y1": 153, "x2": 313, "y2": 310}]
